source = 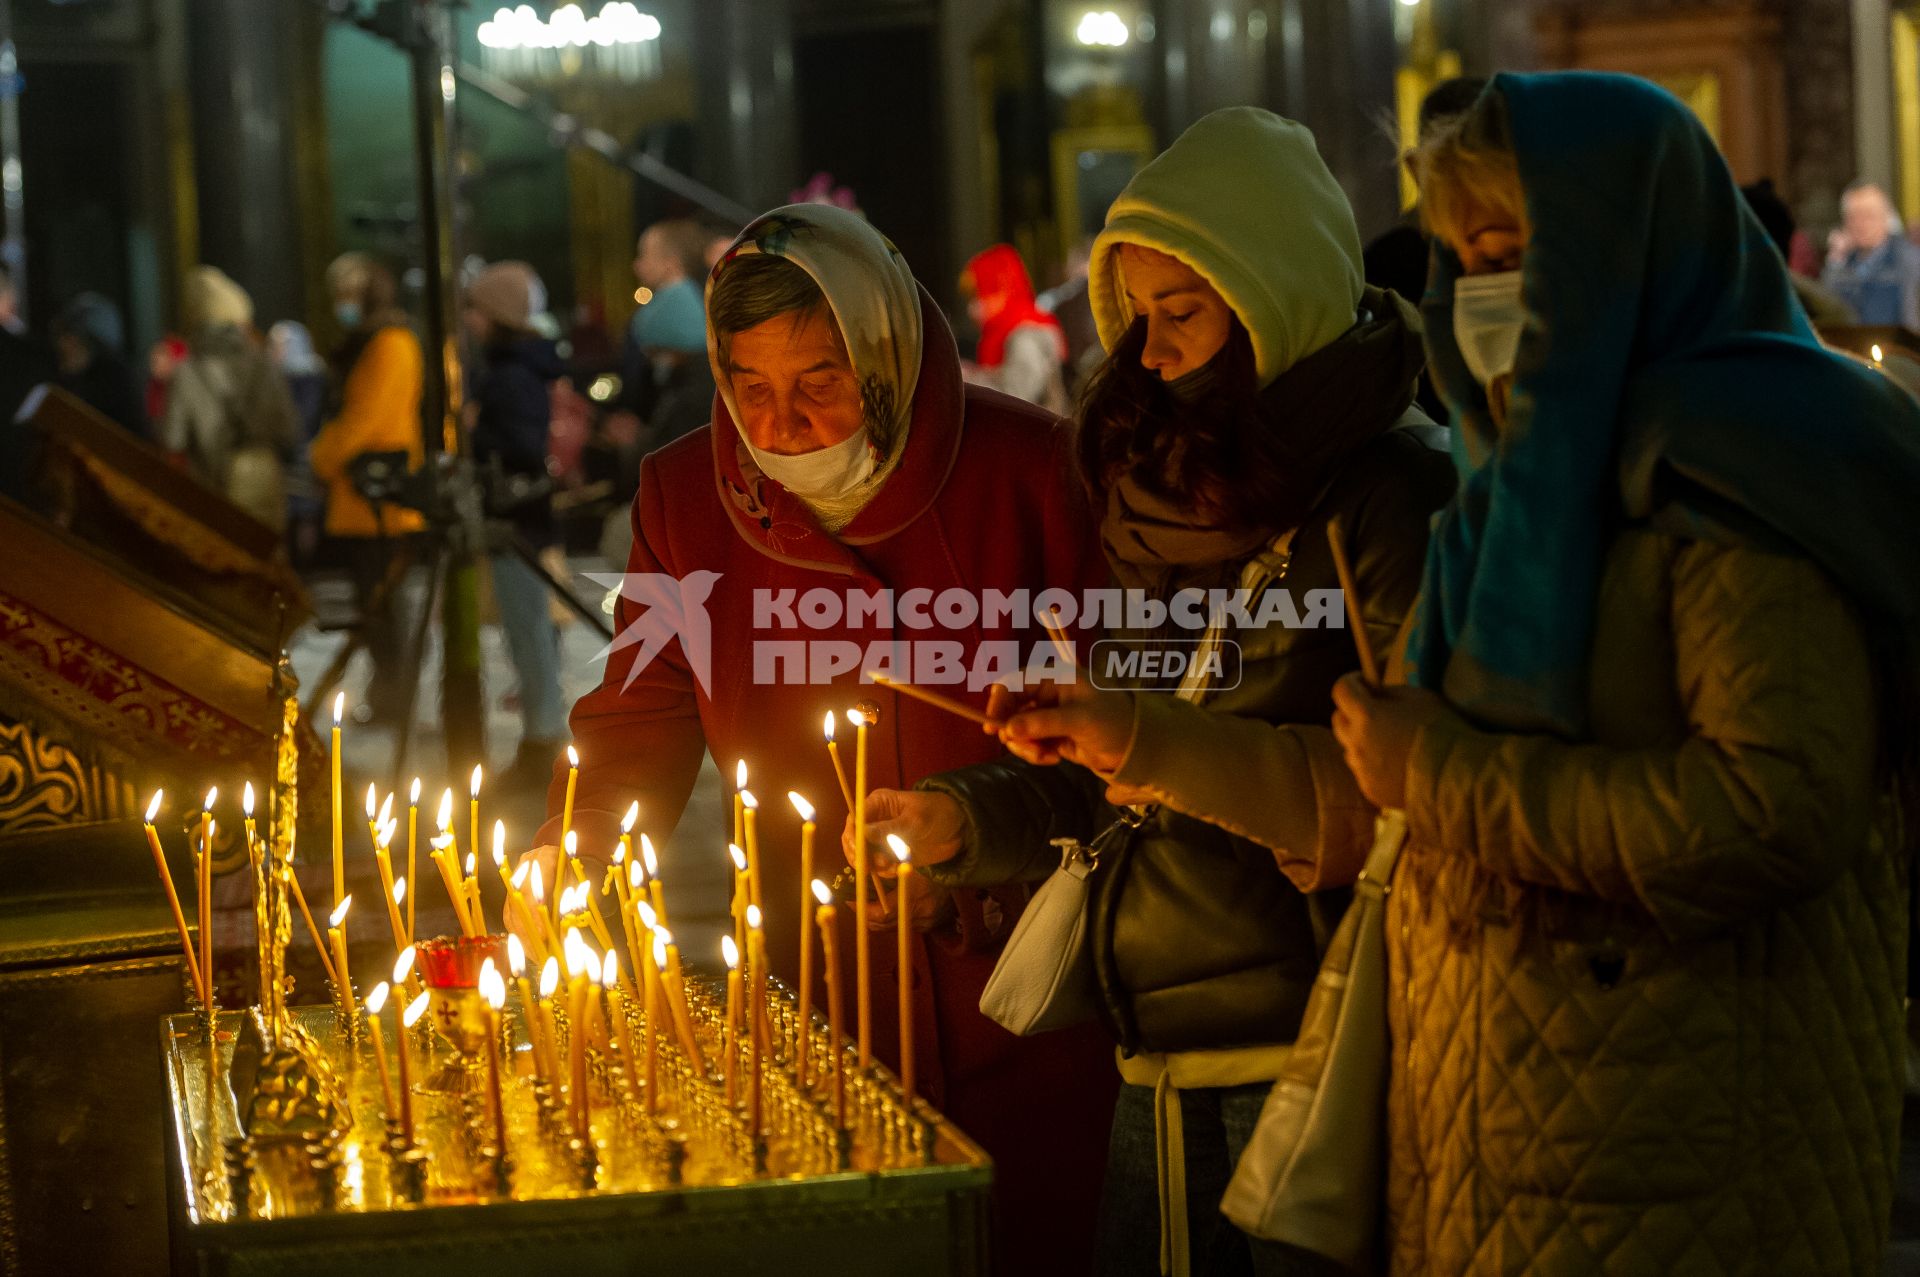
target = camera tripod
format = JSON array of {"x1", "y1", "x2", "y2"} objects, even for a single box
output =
[{"x1": 304, "y1": 451, "x2": 612, "y2": 778}]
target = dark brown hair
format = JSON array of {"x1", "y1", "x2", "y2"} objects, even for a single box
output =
[{"x1": 1076, "y1": 315, "x2": 1299, "y2": 531}]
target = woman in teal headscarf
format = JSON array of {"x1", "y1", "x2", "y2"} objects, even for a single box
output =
[{"x1": 1329, "y1": 73, "x2": 1920, "y2": 1272}]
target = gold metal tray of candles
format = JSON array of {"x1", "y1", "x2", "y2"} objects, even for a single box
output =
[{"x1": 162, "y1": 983, "x2": 992, "y2": 1277}]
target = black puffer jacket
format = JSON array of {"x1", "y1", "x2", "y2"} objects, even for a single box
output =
[{"x1": 924, "y1": 420, "x2": 1452, "y2": 1054}]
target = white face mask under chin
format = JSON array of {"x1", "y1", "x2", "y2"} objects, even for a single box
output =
[
  {"x1": 1452, "y1": 270, "x2": 1527, "y2": 388},
  {"x1": 743, "y1": 427, "x2": 877, "y2": 501}
]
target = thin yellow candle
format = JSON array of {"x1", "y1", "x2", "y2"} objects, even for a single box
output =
[
  {"x1": 365, "y1": 783, "x2": 380, "y2": 850},
  {"x1": 480, "y1": 960, "x2": 509, "y2": 1158},
  {"x1": 656, "y1": 928, "x2": 705, "y2": 1073},
  {"x1": 727, "y1": 844, "x2": 749, "y2": 965},
  {"x1": 888, "y1": 834, "x2": 916, "y2": 1102},
  {"x1": 721, "y1": 934, "x2": 741, "y2": 1102},
  {"x1": 198, "y1": 787, "x2": 216, "y2": 1010},
  {"x1": 388, "y1": 878, "x2": 410, "y2": 955},
  {"x1": 850, "y1": 708, "x2": 872, "y2": 1067},
  {"x1": 565, "y1": 931, "x2": 593, "y2": 1135},
  {"x1": 465, "y1": 851, "x2": 487, "y2": 934},
  {"x1": 331, "y1": 692, "x2": 345, "y2": 906},
  {"x1": 813, "y1": 879, "x2": 846, "y2": 1129},
  {"x1": 509, "y1": 861, "x2": 545, "y2": 968},
  {"x1": 747, "y1": 903, "x2": 766, "y2": 1137},
  {"x1": 741, "y1": 789, "x2": 763, "y2": 912},
  {"x1": 242, "y1": 782, "x2": 257, "y2": 869},
  {"x1": 364, "y1": 981, "x2": 399, "y2": 1121},
  {"x1": 823, "y1": 712, "x2": 854, "y2": 810},
  {"x1": 406, "y1": 778, "x2": 421, "y2": 938},
  {"x1": 643, "y1": 924, "x2": 662, "y2": 1108},
  {"x1": 732, "y1": 759, "x2": 747, "y2": 852},
  {"x1": 289, "y1": 864, "x2": 342, "y2": 991},
  {"x1": 640, "y1": 836, "x2": 668, "y2": 929},
  {"x1": 537, "y1": 957, "x2": 563, "y2": 1101},
  {"x1": 560, "y1": 743, "x2": 580, "y2": 845},
  {"x1": 430, "y1": 833, "x2": 475, "y2": 936},
  {"x1": 509, "y1": 934, "x2": 553, "y2": 1083},
  {"x1": 328, "y1": 896, "x2": 355, "y2": 1030},
  {"x1": 565, "y1": 832, "x2": 619, "y2": 955},
  {"x1": 143, "y1": 791, "x2": 207, "y2": 1005},
  {"x1": 602, "y1": 950, "x2": 637, "y2": 1101},
  {"x1": 469, "y1": 765, "x2": 483, "y2": 886},
  {"x1": 399, "y1": 989, "x2": 430, "y2": 1144},
  {"x1": 789, "y1": 792, "x2": 816, "y2": 1083}
]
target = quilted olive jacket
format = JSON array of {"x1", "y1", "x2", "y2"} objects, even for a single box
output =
[{"x1": 1116, "y1": 527, "x2": 1907, "y2": 1274}]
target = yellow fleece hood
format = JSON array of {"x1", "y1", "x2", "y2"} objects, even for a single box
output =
[{"x1": 1090, "y1": 107, "x2": 1364, "y2": 386}]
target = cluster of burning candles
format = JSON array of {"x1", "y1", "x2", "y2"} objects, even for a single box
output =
[{"x1": 142, "y1": 692, "x2": 928, "y2": 1180}]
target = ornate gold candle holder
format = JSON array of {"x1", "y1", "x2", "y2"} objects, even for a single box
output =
[{"x1": 416, "y1": 934, "x2": 507, "y2": 1094}]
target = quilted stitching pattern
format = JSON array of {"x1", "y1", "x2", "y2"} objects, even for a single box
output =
[{"x1": 1385, "y1": 532, "x2": 1907, "y2": 1275}]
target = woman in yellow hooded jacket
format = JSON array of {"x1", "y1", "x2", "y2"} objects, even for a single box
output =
[{"x1": 856, "y1": 108, "x2": 1454, "y2": 1274}]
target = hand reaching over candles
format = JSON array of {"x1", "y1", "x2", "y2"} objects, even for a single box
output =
[
  {"x1": 1328, "y1": 674, "x2": 1458, "y2": 811},
  {"x1": 990, "y1": 677, "x2": 1136, "y2": 779},
  {"x1": 842, "y1": 788, "x2": 965, "y2": 873}
]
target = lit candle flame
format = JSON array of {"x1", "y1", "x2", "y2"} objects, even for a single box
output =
[
  {"x1": 812, "y1": 878, "x2": 833, "y2": 906},
  {"x1": 789, "y1": 791, "x2": 815, "y2": 822},
  {"x1": 492, "y1": 820, "x2": 506, "y2": 867},
  {"x1": 740, "y1": 789, "x2": 758, "y2": 811},
  {"x1": 1872, "y1": 343, "x2": 1885, "y2": 363},
  {"x1": 564, "y1": 829, "x2": 578, "y2": 859},
  {"x1": 722, "y1": 934, "x2": 739, "y2": 969},
  {"x1": 746, "y1": 903, "x2": 763, "y2": 930},
  {"x1": 470, "y1": 765, "x2": 483, "y2": 798},
  {"x1": 436, "y1": 789, "x2": 454, "y2": 832},
  {"x1": 203, "y1": 787, "x2": 218, "y2": 812},
  {"x1": 479, "y1": 956, "x2": 496, "y2": 987},
  {"x1": 640, "y1": 835, "x2": 659, "y2": 878},
  {"x1": 332, "y1": 692, "x2": 344, "y2": 726},
  {"x1": 601, "y1": 949, "x2": 619, "y2": 989},
  {"x1": 653, "y1": 932, "x2": 668, "y2": 968},
  {"x1": 409, "y1": 777, "x2": 422, "y2": 805},
  {"x1": 507, "y1": 933, "x2": 526, "y2": 976},
  {"x1": 431, "y1": 832, "x2": 454, "y2": 852},
  {"x1": 379, "y1": 791, "x2": 395, "y2": 827},
  {"x1": 529, "y1": 861, "x2": 545, "y2": 903},
  {"x1": 846, "y1": 708, "x2": 867, "y2": 729},
  {"x1": 823, "y1": 711, "x2": 836, "y2": 742},
  {"x1": 656, "y1": 926, "x2": 673, "y2": 948},
  {"x1": 366, "y1": 981, "x2": 390, "y2": 1015},
  {"x1": 622, "y1": 801, "x2": 640, "y2": 833},
  {"x1": 378, "y1": 819, "x2": 397, "y2": 850},
  {"x1": 393, "y1": 878, "x2": 406, "y2": 905},
  {"x1": 729, "y1": 843, "x2": 748, "y2": 872},
  {"x1": 329, "y1": 896, "x2": 352, "y2": 928},
  {"x1": 482, "y1": 967, "x2": 506, "y2": 1009},
  {"x1": 365, "y1": 783, "x2": 378, "y2": 820},
  {"x1": 242, "y1": 782, "x2": 254, "y2": 818},
  {"x1": 393, "y1": 945, "x2": 417, "y2": 983},
  {"x1": 628, "y1": 859, "x2": 643, "y2": 890},
  {"x1": 511, "y1": 861, "x2": 531, "y2": 890},
  {"x1": 735, "y1": 759, "x2": 747, "y2": 789},
  {"x1": 145, "y1": 790, "x2": 162, "y2": 823},
  {"x1": 539, "y1": 956, "x2": 560, "y2": 998},
  {"x1": 564, "y1": 929, "x2": 592, "y2": 977},
  {"x1": 887, "y1": 833, "x2": 912, "y2": 865},
  {"x1": 465, "y1": 851, "x2": 476, "y2": 876},
  {"x1": 566, "y1": 744, "x2": 579, "y2": 768},
  {"x1": 613, "y1": 841, "x2": 626, "y2": 865},
  {"x1": 637, "y1": 900, "x2": 657, "y2": 930},
  {"x1": 403, "y1": 990, "x2": 431, "y2": 1028}
]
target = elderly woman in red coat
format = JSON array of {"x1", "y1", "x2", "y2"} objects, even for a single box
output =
[{"x1": 518, "y1": 204, "x2": 1115, "y2": 1272}]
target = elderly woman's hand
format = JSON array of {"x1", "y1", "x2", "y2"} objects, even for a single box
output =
[{"x1": 1330, "y1": 675, "x2": 1458, "y2": 810}]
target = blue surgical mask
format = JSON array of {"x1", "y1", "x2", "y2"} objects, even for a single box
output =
[
  {"x1": 334, "y1": 301, "x2": 363, "y2": 331},
  {"x1": 1451, "y1": 270, "x2": 1526, "y2": 387}
]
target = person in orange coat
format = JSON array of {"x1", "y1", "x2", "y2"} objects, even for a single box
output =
[{"x1": 308, "y1": 252, "x2": 425, "y2": 723}]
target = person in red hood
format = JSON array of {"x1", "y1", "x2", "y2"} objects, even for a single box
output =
[
  {"x1": 961, "y1": 244, "x2": 1069, "y2": 415},
  {"x1": 519, "y1": 205, "x2": 1116, "y2": 1272}
]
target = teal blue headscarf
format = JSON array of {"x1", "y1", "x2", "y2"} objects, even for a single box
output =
[{"x1": 1408, "y1": 71, "x2": 1920, "y2": 737}]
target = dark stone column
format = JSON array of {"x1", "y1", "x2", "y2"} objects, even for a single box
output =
[
  {"x1": 690, "y1": 0, "x2": 798, "y2": 213},
  {"x1": 185, "y1": 0, "x2": 308, "y2": 325}
]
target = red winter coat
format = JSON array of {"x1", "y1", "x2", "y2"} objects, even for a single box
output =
[{"x1": 541, "y1": 292, "x2": 1117, "y2": 1273}]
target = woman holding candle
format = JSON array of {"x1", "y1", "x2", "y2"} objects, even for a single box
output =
[
  {"x1": 512, "y1": 202, "x2": 1119, "y2": 1276},
  {"x1": 857, "y1": 107, "x2": 1453, "y2": 1275}
]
